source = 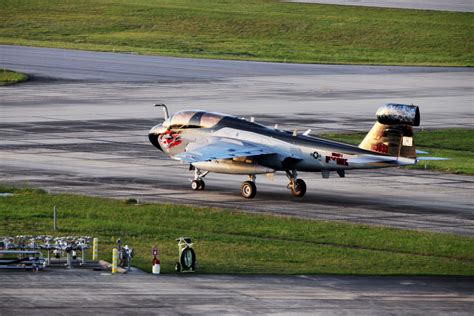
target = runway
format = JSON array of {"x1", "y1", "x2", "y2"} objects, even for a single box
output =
[
  {"x1": 1, "y1": 268, "x2": 473, "y2": 315},
  {"x1": 287, "y1": 0, "x2": 474, "y2": 12},
  {"x1": 1, "y1": 45, "x2": 473, "y2": 236}
]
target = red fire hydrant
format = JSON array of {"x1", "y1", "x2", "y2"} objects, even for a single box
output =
[{"x1": 152, "y1": 245, "x2": 160, "y2": 274}]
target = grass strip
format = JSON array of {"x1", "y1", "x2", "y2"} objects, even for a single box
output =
[
  {"x1": 0, "y1": 0, "x2": 472, "y2": 66},
  {"x1": 321, "y1": 128, "x2": 474, "y2": 175},
  {"x1": 0, "y1": 69, "x2": 28, "y2": 86},
  {"x1": 1, "y1": 185, "x2": 473, "y2": 275}
]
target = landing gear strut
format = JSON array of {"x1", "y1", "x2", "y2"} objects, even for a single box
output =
[
  {"x1": 240, "y1": 175, "x2": 257, "y2": 199},
  {"x1": 191, "y1": 168, "x2": 208, "y2": 191},
  {"x1": 286, "y1": 170, "x2": 306, "y2": 197}
]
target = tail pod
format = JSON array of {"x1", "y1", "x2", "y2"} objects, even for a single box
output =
[{"x1": 359, "y1": 104, "x2": 420, "y2": 158}]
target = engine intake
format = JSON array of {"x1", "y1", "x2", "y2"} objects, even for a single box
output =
[{"x1": 376, "y1": 103, "x2": 420, "y2": 126}]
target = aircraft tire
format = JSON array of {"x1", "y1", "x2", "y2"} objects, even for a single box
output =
[
  {"x1": 291, "y1": 179, "x2": 306, "y2": 197},
  {"x1": 240, "y1": 181, "x2": 257, "y2": 199},
  {"x1": 198, "y1": 180, "x2": 205, "y2": 190},
  {"x1": 191, "y1": 180, "x2": 200, "y2": 190}
]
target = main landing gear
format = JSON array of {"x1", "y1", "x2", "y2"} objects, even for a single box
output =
[
  {"x1": 191, "y1": 168, "x2": 208, "y2": 191},
  {"x1": 286, "y1": 169, "x2": 306, "y2": 197},
  {"x1": 240, "y1": 172, "x2": 306, "y2": 199},
  {"x1": 240, "y1": 175, "x2": 257, "y2": 199}
]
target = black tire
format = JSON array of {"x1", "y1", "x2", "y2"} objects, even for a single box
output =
[
  {"x1": 198, "y1": 180, "x2": 205, "y2": 190},
  {"x1": 180, "y1": 248, "x2": 196, "y2": 270},
  {"x1": 240, "y1": 181, "x2": 257, "y2": 199},
  {"x1": 291, "y1": 179, "x2": 306, "y2": 197},
  {"x1": 191, "y1": 180, "x2": 200, "y2": 190},
  {"x1": 175, "y1": 262, "x2": 181, "y2": 272}
]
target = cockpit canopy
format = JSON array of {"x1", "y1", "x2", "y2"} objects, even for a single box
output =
[{"x1": 163, "y1": 110, "x2": 226, "y2": 129}]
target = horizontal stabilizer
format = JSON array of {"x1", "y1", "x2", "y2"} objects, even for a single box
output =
[
  {"x1": 349, "y1": 155, "x2": 399, "y2": 165},
  {"x1": 416, "y1": 150, "x2": 429, "y2": 155},
  {"x1": 349, "y1": 154, "x2": 416, "y2": 167},
  {"x1": 416, "y1": 157, "x2": 450, "y2": 161}
]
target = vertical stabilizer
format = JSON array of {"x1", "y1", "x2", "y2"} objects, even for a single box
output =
[{"x1": 359, "y1": 104, "x2": 419, "y2": 158}]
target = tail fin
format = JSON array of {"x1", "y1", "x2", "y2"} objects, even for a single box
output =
[{"x1": 359, "y1": 104, "x2": 420, "y2": 158}]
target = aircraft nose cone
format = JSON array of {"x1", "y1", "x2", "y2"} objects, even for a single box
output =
[
  {"x1": 149, "y1": 123, "x2": 166, "y2": 151},
  {"x1": 148, "y1": 133, "x2": 163, "y2": 151}
]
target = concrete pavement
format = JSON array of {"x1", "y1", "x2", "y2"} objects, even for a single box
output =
[{"x1": 1, "y1": 268, "x2": 473, "y2": 315}]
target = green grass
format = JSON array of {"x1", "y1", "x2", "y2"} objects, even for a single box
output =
[
  {"x1": 0, "y1": 69, "x2": 28, "y2": 85},
  {"x1": 1, "y1": 0, "x2": 473, "y2": 66},
  {"x1": 1, "y1": 185, "x2": 473, "y2": 275},
  {"x1": 321, "y1": 128, "x2": 474, "y2": 175}
]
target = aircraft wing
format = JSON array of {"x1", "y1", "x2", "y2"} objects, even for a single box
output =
[{"x1": 172, "y1": 137, "x2": 290, "y2": 163}]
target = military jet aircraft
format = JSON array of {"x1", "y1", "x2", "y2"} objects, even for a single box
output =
[{"x1": 148, "y1": 103, "x2": 438, "y2": 199}]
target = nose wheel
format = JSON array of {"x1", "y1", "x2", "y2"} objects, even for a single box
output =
[
  {"x1": 191, "y1": 167, "x2": 208, "y2": 191},
  {"x1": 191, "y1": 179, "x2": 205, "y2": 191}
]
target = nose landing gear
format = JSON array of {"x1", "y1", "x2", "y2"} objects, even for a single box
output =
[
  {"x1": 191, "y1": 168, "x2": 208, "y2": 191},
  {"x1": 286, "y1": 170, "x2": 306, "y2": 197},
  {"x1": 191, "y1": 179, "x2": 205, "y2": 190}
]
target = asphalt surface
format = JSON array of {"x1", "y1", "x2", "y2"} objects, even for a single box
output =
[
  {"x1": 288, "y1": 0, "x2": 474, "y2": 12},
  {"x1": 1, "y1": 267, "x2": 473, "y2": 315},
  {"x1": 1, "y1": 45, "x2": 469, "y2": 82},
  {"x1": 1, "y1": 46, "x2": 473, "y2": 236}
]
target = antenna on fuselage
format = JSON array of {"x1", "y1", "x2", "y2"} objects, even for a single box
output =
[{"x1": 154, "y1": 103, "x2": 169, "y2": 119}]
